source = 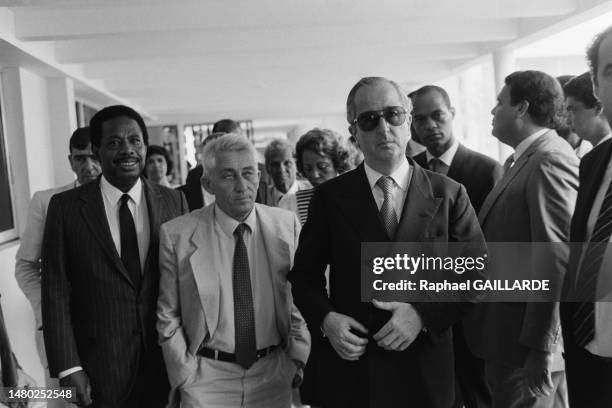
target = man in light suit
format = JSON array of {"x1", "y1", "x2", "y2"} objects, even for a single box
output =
[
  {"x1": 465, "y1": 70, "x2": 579, "y2": 408},
  {"x1": 157, "y1": 133, "x2": 310, "y2": 408},
  {"x1": 15, "y1": 127, "x2": 100, "y2": 405},
  {"x1": 289, "y1": 77, "x2": 486, "y2": 408},
  {"x1": 561, "y1": 25, "x2": 612, "y2": 408},
  {"x1": 42, "y1": 105, "x2": 188, "y2": 407}
]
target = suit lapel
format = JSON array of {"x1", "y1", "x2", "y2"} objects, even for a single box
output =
[
  {"x1": 338, "y1": 165, "x2": 389, "y2": 242},
  {"x1": 447, "y1": 143, "x2": 467, "y2": 181},
  {"x1": 478, "y1": 132, "x2": 551, "y2": 225},
  {"x1": 395, "y1": 159, "x2": 442, "y2": 242},
  {"x1": 79, "y1": 180, "x2": 135, "y2": 289},
  {"x1": 143, "y1": 179, "x2": 162, "y2": 276},
  {"x1": 256, "y1": 205, "x2": 292, "y2": 336},
  {"x1": 572, "y1": 139, "x2": 612, "y2": 241},
  {"x1": 189, "y1": 205, "x2": 221, "y2": 337}
]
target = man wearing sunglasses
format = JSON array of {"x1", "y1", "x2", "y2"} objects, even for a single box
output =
[{"x1": 289, "y1": 77, "x2": 485, "y2": 408}]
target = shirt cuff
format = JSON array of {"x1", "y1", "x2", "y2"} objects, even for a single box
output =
[{"x1": 58, "y1": 366, "x2": 83, "y2": 379}]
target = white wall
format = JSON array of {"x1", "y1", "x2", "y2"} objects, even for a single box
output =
[{"x1": 0, "y1": 66, "x2": 76, "y2": 388}]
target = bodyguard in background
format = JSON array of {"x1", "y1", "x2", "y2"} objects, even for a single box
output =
[
  {"x1": 561, "y1": 25, "x2": 612, "y2": 408},
  {"x1": 42, "y1": 105, "x2": 188, "y2": 407},
  {"x1": 15, "y1": 127, "x2": 100, "y2": 408}
]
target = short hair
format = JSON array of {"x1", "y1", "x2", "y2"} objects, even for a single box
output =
[
  {"x1": 504, "y1": 70, "x2": 565, "y2": 129},
  {"x1": 563, "y1": 72, "x2": 600, "y2": 109},
  {"x1": 200, "y1": 132, "x2": 225, "y2": 149},
  {"x1": 410, "y1": 85, "x2": 452, "y2": 109},
  {"x1": 587, "y1": 25, "x2": 612, "y2": 86},
  {"x1": 146, "y1": 144, "x2": 173, "y2": 175},
  {"x1": 89, "y1": 105, "x2": 149, "y2": 148},
  {"x1": 264, "y1": 139, "x2": 294, "y2": 165},
  {"x1": 346, "y1": 77, "x2": 412, "y2": 124},
  {"x1": 295, "y1": 129, "x2": 350, "y2": 175},
  {"x1": 69, "y1": 126, "x2": 91, "y2": 152},
  {"x1": 201, "y1": 133, "x2": 257, "y2": 178},
  {"x1": 212, "y1": 119, "x2": 242, "y2": 134}
]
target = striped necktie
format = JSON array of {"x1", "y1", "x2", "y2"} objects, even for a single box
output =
[
  {"x1": 377, "y1": 176, "x2": 398, "y2": 239},
  {"x1": 572, "y1": 179, "x2": 612, "y2": 347}
]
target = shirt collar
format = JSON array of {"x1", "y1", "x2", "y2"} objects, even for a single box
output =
[
  {"x1": 426, "y1": 139, "x2": 459, "y2": 167},
  {"x1": 596, "y1": 133, "x2": 612, "y2": 147},
  {"x1": 100, "y1": 175, "x2": 143, "y2": 207},
  {"x1": 513, "y1": 128, "x2": 549, "y2": 162},
  {"x1": 274, "y1": 180, "x2": 299, "y2": 197},
  {"x1": 214, "y1": 202, "x2": 257, "y2": 238},
  {"x1": 364, "y1": 156, "x2": 411, "y2": 192}
]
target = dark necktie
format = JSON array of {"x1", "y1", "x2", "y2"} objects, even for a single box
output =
[
  {"x1": 428, "y1": 158, "x2": 449, "y2": 175},
  {"x1": 502, "y1": 155, "x2": 515, "y2": 173},
  {"x1": 572, "y1": 179, "x2": 612, "y2": 347},
  {"x1": 377, "y1": 176, "x2": 398, "y2": 239},
  {"x1": 119, "y1": 194, "x2": 141, "y2": 288},
  {"x1": 233, "y1": 223, "x2": 257, "y2": 369}
]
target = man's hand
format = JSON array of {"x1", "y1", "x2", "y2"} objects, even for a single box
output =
[
  {"x1": 16, "y1": 368, "x2": 37, "y2": 388},
  {"x1": 322, "y1": 311, "x2": 368, "y2": 361},
  {"x1": 372, "y1": 300, "x2": 422, "y2": 351},
  {"x1": 291, "y1": 360, "x2": 305, "y2": 388},
  {"x1": 517, "y1": 349, "x2": 554, "y2": 399},
  {"x1": 59, "y1": 370, "x2": 92, "y2": 407}
]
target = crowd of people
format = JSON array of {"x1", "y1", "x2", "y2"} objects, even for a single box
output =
[{"x1": 1, "y1": 23, "x2": 612, "y2": 408}]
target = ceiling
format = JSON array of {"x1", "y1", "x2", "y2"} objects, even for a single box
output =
[{"x1": 1, "y1": 0, "x2": 611, "y2": 124}]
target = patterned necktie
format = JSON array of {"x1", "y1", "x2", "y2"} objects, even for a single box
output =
[
  {"x1": 233, "y1": 223, "x2": 257, "y2": 369},
  {"x1": 119, "y1": 194, "x2": 141, "y2": 288},
  {"x1": 377, "y1": 176, "x2": 398, "y2": 239},
  {"x1": 429, "y1": 158, "x2": 449, "y2": 175},
  {"x1": 572, "y1": 179, "x2": 612, "y2": 347}
]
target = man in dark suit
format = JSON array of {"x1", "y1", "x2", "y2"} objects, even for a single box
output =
[
  {"x1": 42, "y1": 105, "x2": 188, "y2": 407},
  {"x1": 561, "y1": 25, "x2": 612, "y2": 408},
  {"x1": 288, "y1": 76, "x2": 486, "y2": 408},
  {"x1": 466, "y1": 71, "x2": 578, "y2": 408},
  {"x1": 411, "y1": 85, "x2": 502, "y2": 213},
  {"x1": 411, "y1": 85, "x2": 502, "y2": 408}
]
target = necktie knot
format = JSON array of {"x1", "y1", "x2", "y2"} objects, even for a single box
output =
[
  {"x1": 503, "y1": 155, "x2": 515, "y2": 172},
  {"x1": 377, "y1": 176, "x2": 394, "y2": 196},
  {"x1": 120, "y1": 193, "x2": 131, "y2": 206},
  {"x1": 429, "y1": 158, "x2": 449, "y2": 175},
  {"x1": 234, "y1": 223, "x2": 249, "y2": 238}
]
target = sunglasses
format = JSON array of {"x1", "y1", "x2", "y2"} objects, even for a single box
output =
[{"x1": 353, "y1": 106, "x2": 408, "y2": 132}]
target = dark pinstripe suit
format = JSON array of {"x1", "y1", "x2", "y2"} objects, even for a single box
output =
[{"x1": 42, "y1": 177, "x2": 188, "y2": 407}]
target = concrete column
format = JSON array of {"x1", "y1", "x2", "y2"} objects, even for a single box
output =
[
  {"x1": 47, "y1": 77, "x2": 77, "y2": 186},
  {"x1": 492, "y1": 49, "x2": 516, "y2": 161}
]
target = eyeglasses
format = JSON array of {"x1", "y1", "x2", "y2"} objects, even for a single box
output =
[{"x1": 353, "y1": 106, "x2": 408, "y2": 132}]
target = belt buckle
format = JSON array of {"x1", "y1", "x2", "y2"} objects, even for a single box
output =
[{"x1": 214, "y1": 349, "x2": 219, "y2": 360}]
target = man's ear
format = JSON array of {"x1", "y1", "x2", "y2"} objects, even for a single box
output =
[
  {"x1": 348, "y1": 124, "x2": 356, "y2": 137},
  {"x1": 450, "y1": 107, "x2": 456, "y2": 118},
  {"x1": 515, "y1": 100, "x2": 529, "y2": 118},
  {"x1": 201, "y1": 175, "x2": 214, "y2": 195},
  {"x1": 596, "y1": 101, "x2": 605, "y2": 115}
]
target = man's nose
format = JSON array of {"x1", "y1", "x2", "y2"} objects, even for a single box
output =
[
  {"x1": 376, "y1": 115, "x2": 390, "y2": 133},
  {"x1": 85, "y1": 157, "x2": 101, "y2": 173},
  {"x1": 234, "y1": 175, "x2": 247, "y2": 191}
]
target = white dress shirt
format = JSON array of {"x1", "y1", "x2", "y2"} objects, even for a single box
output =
[
  {"x1": 578, "y1": 133, "x2": 612, "y2": 357},
  {"x1": 513, "y1": 128, "x2": 549, "y2": 163},
  {"x1": 206, "y1": 204, "x2": 280, "y2": 352},
  {"x1": 59, "y1": 177, "x2": 150, "y2": 378},
  {"x1": 363, "y1": 157, "x2": 412, "y2": 219}
]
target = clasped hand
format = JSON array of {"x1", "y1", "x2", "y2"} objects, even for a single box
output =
[{"x1": 322, "y1": 300, "x2": 423, "y2": 360}]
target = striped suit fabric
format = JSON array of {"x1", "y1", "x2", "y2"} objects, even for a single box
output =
[{"x1": 42, "y1": 177, "x2": 188, "y2": 407}]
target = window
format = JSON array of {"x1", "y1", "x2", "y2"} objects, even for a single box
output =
[{"x1": 0, "y1": 88, "x2": 17, "y2": 243}]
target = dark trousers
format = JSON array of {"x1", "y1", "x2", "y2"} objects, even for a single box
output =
[
  {"x1": 452, "y1": 323, "x2": 492, "y2": 408},
  {"x1": 564, "y1": 346, "x2": 612, "y2": 408}
]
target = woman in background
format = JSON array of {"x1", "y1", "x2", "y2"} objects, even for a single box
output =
[
  {"x1": 280, "y1": 128, "x2": 350, "y2": 224},
  {"x1": 145, "y1": 144, "x2": 174, "y2": 187}
]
